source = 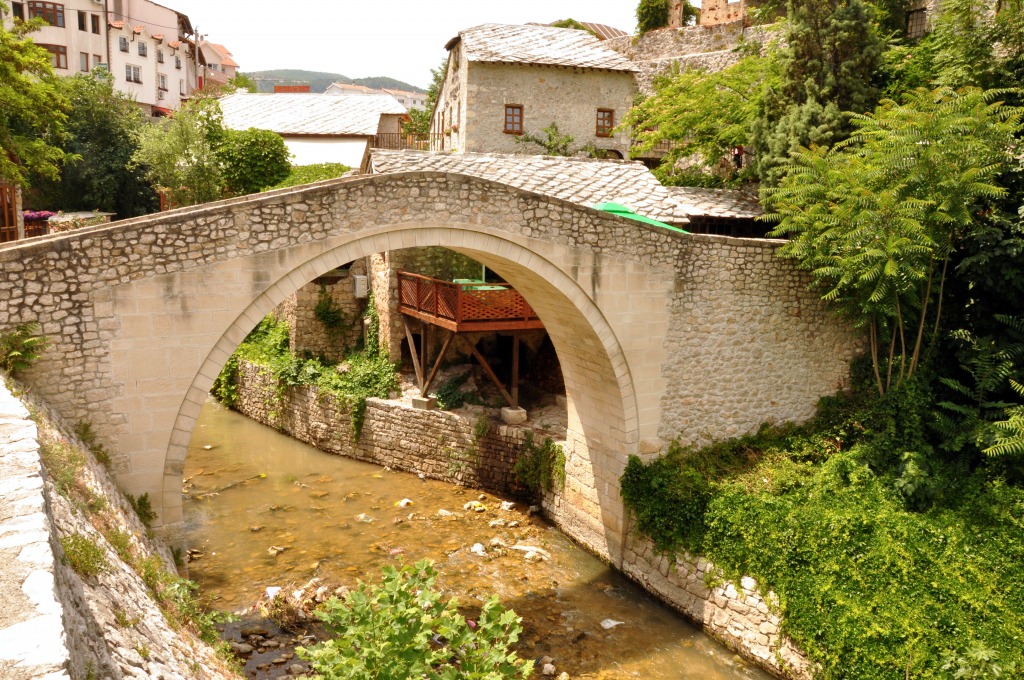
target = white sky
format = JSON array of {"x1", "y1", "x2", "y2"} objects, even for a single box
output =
[{"x1": 164, "y1": 0, "x2": 642, "y2": 90}]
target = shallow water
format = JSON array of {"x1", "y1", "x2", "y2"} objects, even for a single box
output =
[{"x1": 184, "y1": 399, "x2": 772, "y2": 680}]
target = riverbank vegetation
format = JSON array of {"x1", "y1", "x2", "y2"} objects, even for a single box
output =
[
  {"x1": 623, "y1": 1, "x2": 1024, "y2": 677},
  {"x1": 212, "y1": 314, "x2": 399, "y2": 438}
]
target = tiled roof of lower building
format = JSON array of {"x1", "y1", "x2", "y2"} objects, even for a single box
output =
[
  {"x1": 369, "y1": 150, "x2": 689, "y2": 226},
  {"x1": 219, "y1": 93, "x2": 407, "y2": 136},
  {"x1": 448, "y1": 23, "x2": 636, "y2": 72},
  {"x1": 664, "y1": 186, "x2": 764, "y2": 219}
]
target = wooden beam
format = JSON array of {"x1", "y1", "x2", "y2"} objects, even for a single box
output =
[
  {"x1": 422, "y1": 330, "x2": 455, "y2": 396},
  {"x1": 457, "y1": 335, "x2": 515, "y2": 407},
  {"x1": 402, "y1": 315, "x2": 423, "y2": 390},
  {"x1": 512, "y1": 334, "x2": 520, "y2": 409}
]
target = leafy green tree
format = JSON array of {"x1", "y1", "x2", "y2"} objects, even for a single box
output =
[
  {"x1": 31, "y1": 71, "x2": 156, "y2": 217},
  {"x1": 133, "y1": 97, "x2": 225, "y2": 206},
  {"x1": 624, "y1": 50, "x2": 783, "y2": 181},
  {"x1": 764, "y1": 87, "x2": 1022, "y2": 395},
  {"x1": 404, "y1": 57, "x2": 446, "y2": 137},
  {"x1": 513, "y1": 121, "x2": 577, "y2": 156},
  {"x1": 637, "y1": 0, "x2": 670, "y2": 33},
  {"x1": 298, "y1": 560, "x2": 533, "y2": 679},
  {"x1": 228, "y1": 72, "x2": 258, "y2": 93},
  {"x1": 751, "y1": 0, "x2": 884, "y2": 184},
  {"x1": 218, "y1": 128, "x2": 291, "y2": 195},
  {"x1": 0, "y1": 1, "x2": 68, "y2": 186}
]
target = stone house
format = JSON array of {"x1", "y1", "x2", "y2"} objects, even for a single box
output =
[{"x1": 431, "y1": 23, "x2": 637, "y2": 158}]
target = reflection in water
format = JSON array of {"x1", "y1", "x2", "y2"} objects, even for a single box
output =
[{"x1": 184, "y1": 399, "x2": 772, "y2": 680}]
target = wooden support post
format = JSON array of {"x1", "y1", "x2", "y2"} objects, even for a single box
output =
[
  {"x1": 422, "y1": 330, "x2": 455, "y2": 396},
  {"x1": 403, "y1": 315, "x2": 423, "y2": 391},
  {"x1": 421, "y1": 321, "x2": 430, "y2": 393},
  {"x1": 457, "y1": 335, "x2": 515, "y2": 407},
  {"x1": 512, "y1": 334, "x2": 520, "y2": 409}
]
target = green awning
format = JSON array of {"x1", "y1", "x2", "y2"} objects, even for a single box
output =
[{"x1": 592, "y1": 202, "x2": 688, "y2": 234}]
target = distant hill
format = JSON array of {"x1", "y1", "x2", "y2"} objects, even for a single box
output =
[{"x1": 245, "y1": 69, "x2": 425, "y2": 94}]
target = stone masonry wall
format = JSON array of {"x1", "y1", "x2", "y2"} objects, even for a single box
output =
[
  {"x1": 232, "y1": 359, "x2": 530, "y2": 495},
  {"x1": 0, "y1": 374, "x2": 236, "y2": 680},
  {"x1": 273, "y1": 258, "x2": 367, "y2": 363}
]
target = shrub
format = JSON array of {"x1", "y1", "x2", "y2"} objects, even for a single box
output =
[
  {"x1": 219, "y1": 127, "x2": 292, "y2": 195},
  {"x1": 126, "y1": 492, "x2": 157, "y2": 527},
  {"x1": 637, "y1": 0, "x2": 670, "y2": 33},
  {"x1": 271, "y1": 163, "x2": 351, "y2": 189},
  {"x1": 514, "y1": 431, "x2": 566, "y2": 495},
  {"x1": 298, "y1": 560, "x2": 533, "y2": 679},
  {"x1": 0, "y1": 322, "x2": 49, "y2": 374},
  {"x1": 61, "y1": 533, "x2": 108, "y2": 577}
]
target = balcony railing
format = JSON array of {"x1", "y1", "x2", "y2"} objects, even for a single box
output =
[
  {"x1": 397, "y1": 271, "x2": 544, "y2": 333},
  {"x1": 371, "y1": 133, "x2": 445, "y2": 151}
]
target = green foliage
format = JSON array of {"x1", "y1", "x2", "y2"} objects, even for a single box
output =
[
  {"x1": 404, "y1": 57, "x2": 447, "y2": 137},
  {"x1": 218, "y1": 127, "x2": 292, "y2": 195},
  {"x1": 434, "y1": 372, "x2": 472, "y2": 410},
  {"x1": 513, "y1": 121, "x2": 577, "y2": 156},
  {"x1": 621, "y1": 393, "x2": 1024, "y2": 678},
  {"x1": 133, "y1": 97, "x2": 225, "y2": 207},
  {"x1": 419, "y1": 247, "x2": 484, "y2": 281},
  {"x1": 125, "y1": 492, "x2": 157, "y2": 527},
  {"x1": 550, "y1": 18, "x2": 594, "y2": 34},
  {"x1": 0, "y1": 322, "x2": 49, "y2": 374},
  {"x1": 513, "y1": 432, "x2": 566, "y2": 495},
  {"x1": 74, "y1": 420, "x2": 112, "y2": 468},
  {"x1": 29, "y1": 71, "x2": 156, "y2": 217},
  {"x1": 0, "y1": 3, "x2": 68, "y2": 186},
  {"x1": 751, "y1": 0, "x2": 883, "y2": 184},
  {"x1": 228, "y1": 72, "x2": 258, "y2": 93},
  {"x1": 636, "y1": 0, "x2": 670, "y2": 34},
  {"x1": 763, "y1": 87, "x2": 1023, "y2": 395},
  {"x1": 314, "y1": 287, "x2": 349, "y2": 335},
  {"x1": 987, "y1": 380, "x2": 1024, "y2": 457},
  {"x1": 299, "y1": 560, "x2": 532, "y2": 680},
  {"x1": 625, "y1": 52, "x2": 782, "y2": 179},
  {"x1": 271, "y1": 163, "x2": 351, "y2": 189},
  {"x1": 61, "y1": 533, "x2": 108, "y2": 577},
  {"x1": 363, "y1": 292, "x2": 382, "y2": 356},
  {"x1": 38, "y1": 438, "x2": 85, "y2": 499},
  {"x1": 211, "y1": 354, "x2": 240, "y2": 407}
]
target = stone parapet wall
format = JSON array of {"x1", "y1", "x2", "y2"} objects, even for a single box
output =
[
  {"x1": 0, "y1": 375, "x2": 235, "y2": 680},
  {"x1": 233, "y1": 360, "x2": 530, "y2": 495},
  {"x1": 622, "y1": 533, "x2": 813, "y2": 679}
]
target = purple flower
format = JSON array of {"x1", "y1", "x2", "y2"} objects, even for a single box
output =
[{"x1": 22, "y1": 210, "x2": 56, "y2": 221}]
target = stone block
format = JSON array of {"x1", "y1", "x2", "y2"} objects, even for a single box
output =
[
  {"x1": 500, "y1": 407, "x2": 527, "y2": 425},
  {"x1": 411, "y1": 397, "x2": 437, "y2": 411}
]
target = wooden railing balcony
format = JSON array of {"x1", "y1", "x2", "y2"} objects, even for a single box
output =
[
  {"x1": 372, "y1": 133, "x2": 445, "y2": 151},
  {"x1": 397, "y1": 271, "x2": 544, "y2": 333}
]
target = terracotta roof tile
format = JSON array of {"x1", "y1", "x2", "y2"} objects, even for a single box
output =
[
  {"x1": 132, "y1": 25, "x2": 144, "y2": 34},
  {"x1": 108, "y1": 20, "x2": 125, "y2": 29},
  {"x1": 448, "y1": 23, "x2": 635, "y2": 72},
  {"x1": 219, "y1": 93, "x2": 407, "y2": 136},
  {"x1": 369, "y1": 150, "x2": 688, "y2": 226}
]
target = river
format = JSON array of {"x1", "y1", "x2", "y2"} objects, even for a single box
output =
[{"x1": 183, "y1": 398, "x2": 772, "y2": 680}]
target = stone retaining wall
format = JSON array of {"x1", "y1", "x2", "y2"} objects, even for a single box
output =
[
  {"x1": 233, "y1": 359, "x2": 531, "y2": 495},
  {"x1": 0, "y1": 375, "x2": 236, "y2": 680}
]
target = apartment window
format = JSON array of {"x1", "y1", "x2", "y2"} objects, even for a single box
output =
[
  {"x1": 79, "y1": 51, "x2": 88, "y2": 72},
  {"x1": 156, "y1": 49, "x2": 163, "y2": 63},
  {"x1": 28, "y1": 2, "x2": 64, "y2": 27},
  {"x1": 179, "y1": 80, "x2": 185, "y2": 96},
  {"x1": 596, "y1": 109, "x2": 614, "y2": 137},
  {"x1": 504, "y1": 104, "x2": 523, "y2": 135},
  {"x1": 11, "y1": 2, "x2": 25, "y2": 21},
  {"x1": 118, "y1": 36, "x2": 128, "y2": 52},
  {"x1": 76, "y1": 9, "x2": 85, "y2": 30},
  {"x1": 907, "y1": 8, "x2": 927, "y2": 39},
  {"x1": 137, "y1": 41, "x2": 147, "y2": 57},
  {"x1": 39, "y1": 43, "x2": 67, "y2": 69},
  {"x1": 158, "y1": 73, "x2": 167, "y2": 90},
  {"x1": 93, "y1": 53, "x2": 101, "y2": 68},
  {"x1": 90, "y1": 13, "x2": 99, "y2": 34},
  {"x1": 175, "y1": 55, "x2": 181, "y2": 69},
  {"x1": 125, "y1": 64, "x2": 140, "y2": 83}
]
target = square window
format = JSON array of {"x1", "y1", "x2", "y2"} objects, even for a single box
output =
[
  {"x1": 504, "y1": 104, "x2": 523, "y2": 135},
  {"x1": 596, "y1": 109, "x2": 614, "y2": 137},
  {"x1": 125, "y1": 64, "x2": 140, "y2": 83},
  {"x1": 907, "y1": 8, "x2": 927, "y2": 39},
  {"x1": 28, "y1": 2, "x2": 64, "y2": 27},
  {"x1": 39, "y1": 43, "x2": 67, "y2": 69}
]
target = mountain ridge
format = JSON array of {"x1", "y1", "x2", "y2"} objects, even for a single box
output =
[{"x1": 245, "y1": 69, "x2": 425, "y2": 94}]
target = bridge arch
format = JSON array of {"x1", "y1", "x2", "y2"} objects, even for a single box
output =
[{"x1": 167, "y1": 226, "x2": 643, "y2": 560}]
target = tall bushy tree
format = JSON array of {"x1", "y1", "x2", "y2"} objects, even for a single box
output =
[
  {"x1": 134, "y1": 97, "x2": 225, "y2": 206},
  {"x1": 218, "y1": 128, "x2": 291, "y2": 195},
  {"x1": 637, "y1": 0, "x2": 670, "y2": 33},
  {"x1": 764, "y1": 87, "x2": 1022, "y2": 395},
  {"x1": 32, "y1": 71, "x2": 157, "y2": 217},
  {"x1": 752, "y1": 0, "x2": 883, "y2": 184},
  {"x1": 403, "y1": 57, "x2": 446, "y2": 137},
  {"x1": 0, "y1": 1, "x2": 67, "y2": 186}
]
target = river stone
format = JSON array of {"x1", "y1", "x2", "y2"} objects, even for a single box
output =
[{"x1": 542, "y1": 663, "x2": 557, "y2": 676}]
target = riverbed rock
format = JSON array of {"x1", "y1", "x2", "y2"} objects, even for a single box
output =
[
  {"x1": 288, "y1": 663, "x2": 305, "y2": 675},
  {"x1": 471, "y1": 543, "x2": 487, "y2": 556},
  {"x1": 489, "y1": 518, "x2": 506, "y2": 528},
  {"x1": 542, "y1": 663, "x2": 557, "y2": 676},
  {"x1": 229, "y1": 642, "x2": 254, "y2": 656}
]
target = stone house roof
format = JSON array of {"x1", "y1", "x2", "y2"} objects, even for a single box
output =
[
  {"x1": 218, "y1": 93, "x2": 407, "y2": 136},
  {"x1": 368, "y1": 150, "x2": 689, "y2": 226},
  {"x1": 664, "y1": 186, "x2": 763, "y2": 219},
  {"x1": 445, "y1": 23, "x2": 636, "y2": 72}
]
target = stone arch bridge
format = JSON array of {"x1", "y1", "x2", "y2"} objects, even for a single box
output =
[{"x1": 0, "y1": 172, "x2": 858, "y2": 563}]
